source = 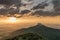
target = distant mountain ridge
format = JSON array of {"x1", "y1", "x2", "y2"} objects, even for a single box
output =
[{"x1": 2, "y1": 23, "x2": 60, "y2": 40}]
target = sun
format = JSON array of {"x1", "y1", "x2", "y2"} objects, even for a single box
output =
[{"x1": 8, "y1": 17, "x2": 17, "y2": 22}]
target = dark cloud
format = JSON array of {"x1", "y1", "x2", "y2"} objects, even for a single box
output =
[
  {"x1": 30, "y1": 0, "x2": 60, "y2": 16},
  {"x1": 0, "y1": 0, "x2": 60, "y2": 16},
  {"x1": 52, "y1": 0, "x2": 60, "y2": 11},
  {"x1": 0, "y1": 0, "x2": 21, "y2": 15},
  {"x1": 32, "y1": 3, "x2": 48, "y2": 10},
  {"x1": 0, "y1": 0, "x2": 12, "y2": 5},
  {"x1": 0, "y1": 0, "x2": 21, "y2": 5},
  {"x1": 0, "y1": 8, "x2": 19, "y2": 15},
  {"x1": 20, "y1": 10, "x2": 31, "y2": 15},
  {"x1": 28, "y1": 0, "x2": 32, "y2": 2},
  {"x1": 30, "y1": 10, "x2": 60, "y2": 16},
  {"x1": 0, "y1": 9, "x2": 8, "y2": 15},
  {"x1": 31, "y1": 0, "x2": 48, "y2": 10}
]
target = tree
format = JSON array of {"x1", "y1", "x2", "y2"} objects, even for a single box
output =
[{"x1": 6, "y1": 33, "x2": 47, "y2": 40}]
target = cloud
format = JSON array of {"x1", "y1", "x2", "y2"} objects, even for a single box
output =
[
  {"x1": 20, "y1": 0, "x2": 54, "y2": 11},
  {"x1": 0, "y1": 0, "x2": 60, "y2": 16},
  {"x1": 0, "y1": 0, "x2": 21, "y2": 15},
  {"x1": 32, "y1": 3, "x2": 48, "y2": 10},
  {"x1": 0, "y1": 0, "x2": 13, "y2": 5},
  {"x1": 19, "y1": 0, "x2": 58, "y2": 16},
  {"x1": 30, "y1": 10, "x2": 60, "y2": 16},
  {"x1": 0, "y1": 5, "x2": 5, "y2": 9},
  {"x1": 52, "y1": 0, "x2": 60, "y2": 11},
  {"x1": 43, "y1": 3, "x2": 54, "y2": 11},
  {"x1": 21, "y1": 0, "x2": 33, "y2": 5},
  {"x1": 0, "y1": 0, "x2": 20, "y2": 5},
  {"x1": 21, "y1": 10, "x2": 31, "y2": 15}
]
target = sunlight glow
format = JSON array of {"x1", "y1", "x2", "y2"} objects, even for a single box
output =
[{"x1": 8, "y1": 17, "x2": 17, "y2": 23}]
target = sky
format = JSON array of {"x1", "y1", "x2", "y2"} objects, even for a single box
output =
[
  {"x1": 0, "y1": 0, "x2": 60, "y2": 26},
  {"x1": 0, "y1": 0, "x2": 60, "y2": 28}
]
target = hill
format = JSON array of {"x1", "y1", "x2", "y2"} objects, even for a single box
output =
[{"x1": 2, "y1": 23, "x2": 60, "y2": 40}]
